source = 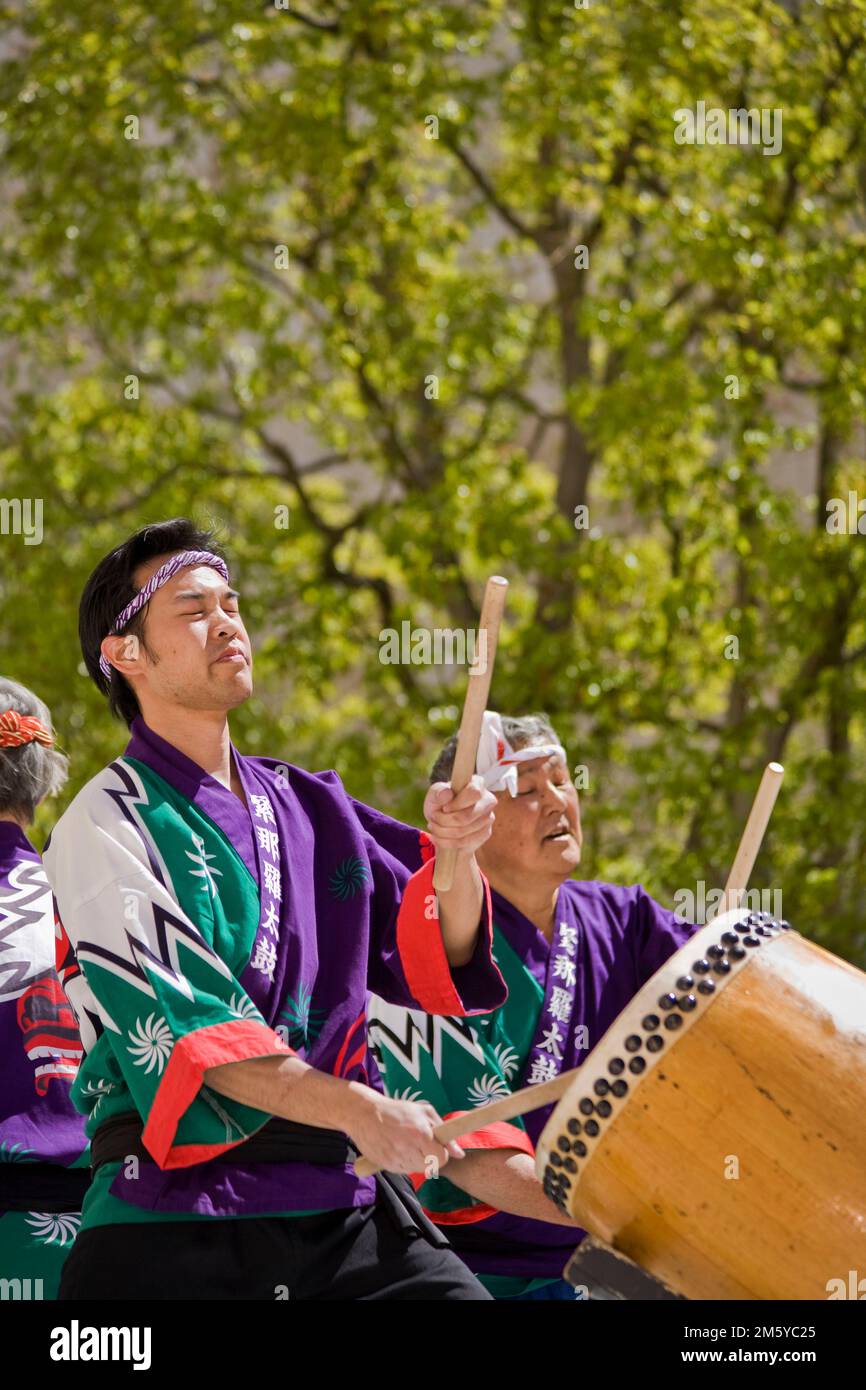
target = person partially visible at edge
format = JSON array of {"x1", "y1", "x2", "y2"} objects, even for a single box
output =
[
  {"x1": 368, "y1": 711, "x2": 701, "y2": 1300},
  {"x1": 0, "y1": 678, "x2": 89, "y2": 1299},
  {"x1": 43, "y1": 517, "x2": 507, "y2": 1301}
]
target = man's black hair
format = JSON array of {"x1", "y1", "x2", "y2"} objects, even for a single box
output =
[{"x1": 79, "y1": 518, "x2": 227, "y2": 727}]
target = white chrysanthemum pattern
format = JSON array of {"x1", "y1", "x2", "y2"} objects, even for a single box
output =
[
  {"x1": 490, "y1": 1042, "x2": 521, "y2": 1079},
  {"x1": 25, "y1": 1212, "x2": 81, "y2": 1247},
  {"x1": 467, "y1": 1073, "x2": 511, "y2": 1107},
  {"x1": 127, "y1": 1013, "x2": 173, "y2": 1075}
]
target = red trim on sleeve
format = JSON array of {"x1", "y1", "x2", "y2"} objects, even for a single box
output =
[
  {"x1": 440, "y1": 1110, "x2": 536, "y2": 1157},
  {"x1": 395, "y1": 859, "x2": 503, "y2": 1015},
  {"x1": 422, "y1": 1200, "x2": 501, "y2": 1226},
  {"x1": 404, "y1": 1111, "x2": 535, "y2": 1226},
  {"x1": 405, "y1": 1168, "x2": 499, "y2": 1224},
  {"x1": 142, "y1": 1018, "x2": 293, "y2": 1169}
]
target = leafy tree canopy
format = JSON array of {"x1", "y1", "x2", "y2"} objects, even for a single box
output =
[{"x1": 1, "y1": 0, "x2": 864, "y2": 961}]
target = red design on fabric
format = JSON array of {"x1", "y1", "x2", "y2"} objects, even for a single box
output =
[
  {"x1": 143, "y1": 1018, "x2": 293, "y2": 1168},
  {"x1": 395, "y1": 859, "x2": 503, "y2": 1015},
  {"x1": 418, "y1": 830, "x2": 435, "y2": 865},
  {"x1": 54, "y1": 908, "x2": 81, "y2": 988},
  {"x1": 17, "y1": 974, "x2": 83, "y2": 1093},
  {"x1": 343, "y1": 1040, "x2": 368, "y2": 1076},
  {"x1": 333, "y1": 1008, "x2": 366, "y2": 1078}
]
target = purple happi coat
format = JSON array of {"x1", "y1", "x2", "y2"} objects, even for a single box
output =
[
  {"x1": 0, "y1": 823, "x2": 87, "y2": 1169},
  {"x1": 369, "y1": 871, "x2": 700, "y2": 1279},
  {"x1": 42, "y1": 717, "x2": 506, "y2": 1220}
]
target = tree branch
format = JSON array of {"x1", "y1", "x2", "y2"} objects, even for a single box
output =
[{"x1": 444, "y1": 137, "x2": 540, "y2": 244}]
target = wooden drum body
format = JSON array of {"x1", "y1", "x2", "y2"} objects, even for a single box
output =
[{"x1": 536, "y1": 909, "x2": 866, "y2": 1300}]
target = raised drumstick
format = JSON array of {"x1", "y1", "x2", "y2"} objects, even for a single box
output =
[
  {"x1": 354, "y1": 761, "x2": 785, "y2": 1177},
  {"x1": 714, "y1": 761, "x2": 784, "y2": 918},
  {"x1": 432, "y1": 575, "x2": 509, "y2": 894}
]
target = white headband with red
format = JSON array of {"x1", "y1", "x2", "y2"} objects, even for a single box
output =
[{"x1": 476, "y1": 711, "x2": 567, "y2": 796}]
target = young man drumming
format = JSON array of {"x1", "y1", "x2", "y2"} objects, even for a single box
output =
[{"x1": 44, "y1": 518, "x2": 506, "y2": 1301}]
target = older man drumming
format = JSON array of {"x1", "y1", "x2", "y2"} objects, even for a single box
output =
[{"x1": 368, "y1": 711, "x2": 700, "y2": 1300}]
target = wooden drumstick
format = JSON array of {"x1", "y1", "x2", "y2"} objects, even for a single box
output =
[
  {"x1": 353, "y1": 1071, "x2": 575, "y2": 1177},
  {"x1": 354, "y1": 762, "x2": 786, "y2": 1178},
  {"x1": 432, "y1": 575, "x2": 509, "y2": 894},
  {"x1": 714, "y1": 761, "x2": 784, "y2": 918}
]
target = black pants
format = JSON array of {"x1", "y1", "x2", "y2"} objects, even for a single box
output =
[{"x1": 58, "y1": 1189, "x2": 492, "y2": 1301}]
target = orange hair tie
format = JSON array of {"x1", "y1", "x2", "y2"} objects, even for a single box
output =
[{"x1": 0, "y1": 710, "x2": 55, "y2": 749}]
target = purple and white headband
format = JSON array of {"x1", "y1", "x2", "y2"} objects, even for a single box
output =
[{"x1": 98, "y1": 549, "x2": 230, "y2": 679}]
